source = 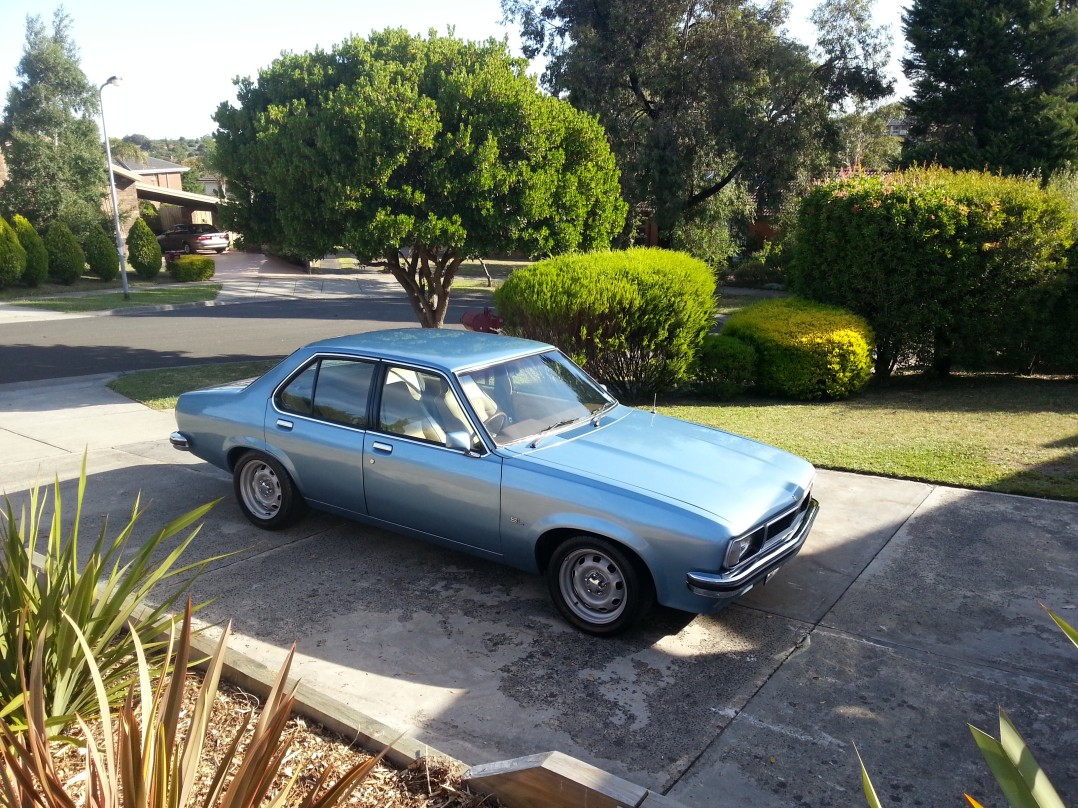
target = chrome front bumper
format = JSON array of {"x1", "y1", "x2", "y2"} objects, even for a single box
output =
[{"x1": 686, "y1": 498, "x2": 819, "y2": 597}]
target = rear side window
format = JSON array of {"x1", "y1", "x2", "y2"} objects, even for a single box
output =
[{"x1": 276, "y1": 358, "x2": 374, "y2": 427}]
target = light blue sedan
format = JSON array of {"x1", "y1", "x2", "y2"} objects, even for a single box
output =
[{"x1": 171, "y1": 329, "x2": 818, "y2": 635}]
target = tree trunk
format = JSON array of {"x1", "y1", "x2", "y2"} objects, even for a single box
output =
[{"x1": 385, "y1": 245, "x2": 463, "y2": 328}]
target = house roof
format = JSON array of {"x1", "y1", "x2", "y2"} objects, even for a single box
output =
[
  {"x1": 116, "y1": 156, "x2": 189, "y2": 174},
  {"x1": 110, "y1": 162, "x2": 218, "y2": 211}
]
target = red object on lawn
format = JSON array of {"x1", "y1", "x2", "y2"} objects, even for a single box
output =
[{"x1": 461, "y1": 307, "x2": 505, "y2": 333}]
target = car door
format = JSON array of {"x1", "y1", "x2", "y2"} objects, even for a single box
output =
[
  {"x1": 362, "y1": 364, "x2": 503, "y2": 558},
  {"x1": 267, "y1": 356, "x2": 374, "y2": 517}
]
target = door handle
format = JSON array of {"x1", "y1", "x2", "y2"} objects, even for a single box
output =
[
  {"x1": 372, "y1": 441, "x2": 393, "y2": 454},
  {"x1": 275, "y1": 419, "x2": 294, "y2": 431}
]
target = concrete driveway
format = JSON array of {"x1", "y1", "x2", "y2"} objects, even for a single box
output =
[{"x1": 0, "y1": 375, "x2": 1074, "y2": 807}]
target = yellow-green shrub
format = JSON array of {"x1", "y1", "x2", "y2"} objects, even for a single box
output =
[
  {"x1": 695, "y1": 334, "x2": 757, "y2": 399},
  {"x1": 167, "y1": 253, "x2": 215, "y2": 281},
  {"x1": 723, "y1": 298, "x2": 874, "y2": 400},
  {"x1": 494, "y1": 248, "x2": 716, "y2": 399}
]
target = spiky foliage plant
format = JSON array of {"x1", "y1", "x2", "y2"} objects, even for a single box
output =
[
  {"x1": 0, "y1": 602, "x2": 389, "y2": 808},
  {"x1": 0, "y1": 460, "x2": 224, "y2": 733}
]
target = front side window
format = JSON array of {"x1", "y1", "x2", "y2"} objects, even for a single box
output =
[
  {"x1": 276, "y1": 358, "x2": 374, "y2": 428},
  {"x1": 378, "y1": 366, "x2": 479, "y2": 448}
]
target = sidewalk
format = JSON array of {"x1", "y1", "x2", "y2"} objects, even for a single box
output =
[
  {"x1": 0, "y1": 372, "x2": 1074, "y2": 807},
  {"x1": 0, "y1": 250, "x2": 405, "y2": 325}
]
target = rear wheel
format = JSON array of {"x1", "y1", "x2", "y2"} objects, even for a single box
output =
[
  {"x1": 233, "y1": 451, "x2": 305, "y2": 529},
  {"x1": 547, "y1": 536, "x2": 654, "y2": 635}
]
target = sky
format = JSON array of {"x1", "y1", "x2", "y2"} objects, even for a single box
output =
[{"x1": 0, "y1": 0, "x2": 910, "y2": 141}]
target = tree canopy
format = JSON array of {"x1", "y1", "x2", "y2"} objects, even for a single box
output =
[
  {"x1": 901, "y1": 0, "x2": 1078, "y2": 181},
  {"x1": 213, "y1": 29, "x2": 627, "y2": 327},
  {"x1": 502, "y1": 0, "x2": 893, "y2": 236},
  {"x1": 0, "y1": 8, "x2": 105, "y2": 232}
]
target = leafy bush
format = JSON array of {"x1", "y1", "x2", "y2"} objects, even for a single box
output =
[
  {"x1": 0, "y1": 216, "x2": 27, "y2": 289},
  {"x1": 723, "y1": 297, "x2": 874, "y2": 400},
  {"x1": 789, "y1": 167, "x2": 1076, "y2": 377},
  {"x1": 139, "y1": 200, "x2": 162, "y2": 234},
  {"x1": 0, "y1": 462, "x2": 222, "y2": 733},
  {"x1": 126, "y1": 217, "x2": 163, "y2": 279},
  {"x1": 12, "y1": 215, "x2": 47, "y2": 287},
  {"x1": 167, "y1": 253, "x2": 216, "y2": 281},
  {"x1": 0, "y1": 602, "x2": 385, "y2": 807},
  {"x1": 695, "y1": 335, "x2": 757, "y2": 399},
  {"x1": 83, "y1": 225, "x2": 119, "y2": 281},
  {"x1": 494, "y1": 248, "x2": 716, "y2": 399},
  {"x1": 43, "y1": 220, "x2": 86, "y2": 284}
]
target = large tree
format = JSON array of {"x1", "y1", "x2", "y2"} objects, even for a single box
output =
[
  {"x1": 902, "y1": 0, "x2": 1078, "y2": 181},
  {"x1": 0, "y1": 8, "x2": 105, "y2": 231},
  {"x1": 502, "y1": 0, "x2": 893, "y2": 237},
  {"x1": 214, "y1": 29, "x2": 627, "y2": 328}
]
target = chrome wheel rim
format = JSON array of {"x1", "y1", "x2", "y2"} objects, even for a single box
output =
[
  {"x1": 559, "y1": 548, "x2": 626, "y2": 625},
  {"x1": 239, "y1": 460, "x2": 281, "y2": 520}
]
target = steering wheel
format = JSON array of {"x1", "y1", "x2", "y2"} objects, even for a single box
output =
[{"x1": 484, "y1": 411, "x2": 509, "y2": 436}]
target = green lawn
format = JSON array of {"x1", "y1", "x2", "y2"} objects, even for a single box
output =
[
  {"x1": 9, "y1": 285, "x2": 221, "y2": 312},
  {"x1": 659, "y1": 374, "x2": 1078, "y2": 501},
  {"x1": 110, "y1": 361, "x2": 1078, "y2": 502}
]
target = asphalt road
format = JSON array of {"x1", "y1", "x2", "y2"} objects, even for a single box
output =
[{"x1": 0, "y1": 296, "x2": 477, "y2": 384}]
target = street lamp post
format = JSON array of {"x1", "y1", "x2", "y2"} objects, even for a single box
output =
[{"x1": 99, "y1": 76, "x2": 130, "y2": 300}]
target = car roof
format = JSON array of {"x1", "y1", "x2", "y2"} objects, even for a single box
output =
[{"x1": 306, "y1": 328, "x2": 551, "y2": 373}]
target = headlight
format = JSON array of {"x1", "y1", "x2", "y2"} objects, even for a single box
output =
[{"x1": 724, "y1": 526, "x2": 765, "y2": 568}]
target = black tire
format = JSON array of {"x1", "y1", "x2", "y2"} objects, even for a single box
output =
[
  {"x1": 547, "y1": 536, "x2": 654, "y2": 635},
  {"x1": 232, "y1": 451, "x2": 306, "y2": 529},
  {"x1": 183, "y1": 242, "x2": 194, "y2": 255},
  {"x1": 214, "y1": 247, "x2": 226, "y2": 254}
]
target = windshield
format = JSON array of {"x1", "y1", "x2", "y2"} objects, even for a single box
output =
[{"x1": 457, "y1": 350, "x2": 616, "y2": 447}]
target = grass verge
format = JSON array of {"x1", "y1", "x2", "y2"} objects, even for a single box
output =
[
  {"x1": 9, "y1": 284, "x2": 221, "y2": 312},
  {"x1": 108, "y1": 360, "x2": 277, "y2": 410},
  {"x1": 659, "y1": 374, "x2": 1078, "y2": 501}
]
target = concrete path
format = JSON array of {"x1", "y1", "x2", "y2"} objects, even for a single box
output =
[{"x1": 0, "y1": 373, "x2": 1073, "y2": 807}]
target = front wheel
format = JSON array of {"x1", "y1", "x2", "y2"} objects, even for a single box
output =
[
  {"x1": 183, "y1": 242, "x2": 194, "y2": 255},
  {"x1": 233, "y1": 451, "x2": 305, "y2": 529},
  {"x1": 547, "y1": 536, "x2": 654, "y2": 635}
]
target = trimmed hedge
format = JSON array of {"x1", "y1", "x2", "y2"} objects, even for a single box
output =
[
  {"x1": 44, "y1": 221, "x2": 86, "y2": 285},
  {"x1": 789, "y1": 167, "x2": 1076, "y2": 376},
  {"x1": 126, "y1": 218, "x2": 162, "y2": 279},
  {"x1": 84, "y1": 226, "x2": 119, "y2": 281},
  {"x1": 0, "y1": 216, "x2": 27, "y2": 289},
  {"x1": 12, "y1": 215, "x2": 48, "y2": 287},
  {"x1": 494, "y1": 248, "x2": 716, "y2": 399},
  {"x1": 167, "y1": 254, "x2": 215, "y2": 282},
  {"x1": 695, "y1": 334, "x2": 757, "y2": 399},
  {"x1": 722, "y1": 298, "x2": 874, "y2": 400}
]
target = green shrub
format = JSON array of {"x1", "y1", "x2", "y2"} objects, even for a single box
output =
[
  {"x1": 723, "y1": 297, "x2": 874, "y2": 400},
  {"x1": 83, "y1": 224, "x2": 119, "y2": 281},
  {"x1": 0, "y1": 216, "x2": 27, "y2": 289},
  {"x1": 44, "y1": 220, "x2": 86, "y2": 284},
  {"x1": 494, "y1": 248, "x2": 716, "y2": 399},
  {"x1": 0, "y1": 462, "x2": 223, "y2": 733},
  {"x1": 12, "y1": 215, "x2": 48, "y2": 287},
  {"x1": 695, "y1": 335, "x2": 757, "y2": 399},
  {"x1": 789, "y1": 167, "x2": 1076, "y2": 377},
  {"x1": 138, "y1": 200, "x2": 162, "y2": 234},
  {"x1": 167, "y1": 253, "x2": 216, "y2": 282},
  {"x1": 126, "y1": 217, "x2": 163, "y2": 279}
]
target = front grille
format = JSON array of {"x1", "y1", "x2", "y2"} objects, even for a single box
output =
[{"x1": 738, "y1": 489, "x2": 812, "y2": 562}]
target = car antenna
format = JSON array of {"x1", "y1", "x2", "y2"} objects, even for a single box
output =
[{"x1": 652, "y1": 394, "x2": 657, "y2": 414}]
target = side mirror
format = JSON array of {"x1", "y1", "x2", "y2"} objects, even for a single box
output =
[{"x1": 445, "y1": 431, "x2": 480, "y2": 453}]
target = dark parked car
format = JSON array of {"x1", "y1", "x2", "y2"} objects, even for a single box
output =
[
  {"x1": 170, "y1": 329, "x2": 818, "y2": 635},
  {"x1": 157, "y1": 223, "x2": 230, "y2": 254}
]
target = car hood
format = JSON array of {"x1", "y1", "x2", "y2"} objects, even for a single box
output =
[{"x1": 502, "y1": 408, "x2": 814, "y2": 532}]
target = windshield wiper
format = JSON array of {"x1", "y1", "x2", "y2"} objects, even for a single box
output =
[
  {"x1": 591, "y1": 400, "x2": 617, "y2": 426},
  {"x1": 529, "y1": 417, "x2": 585, "y2": 448}
]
